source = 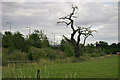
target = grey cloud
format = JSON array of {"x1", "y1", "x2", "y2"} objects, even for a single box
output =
[{"x1": 2, "y1": 2, "x2": 118, "y2": 44}]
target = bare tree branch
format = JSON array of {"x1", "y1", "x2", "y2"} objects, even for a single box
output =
[
  {"x1": 57, "y1": 21, "x2": 71, "y2": 26},
  {"x1": 72, "y1": 16, "x2": 77, "y2": 18},
  {"x1": 63, "y1": 35, "x2": 71, "y2": 43},
  {"x1": 57, "y1": 5, "x2": 78, "y2": 31},
  {"x1": 57, "y1": 5, "x2": 97, "y2": 58},
  {"x1": 82, "y1": 27, "x2": 97, "y2": 46}
]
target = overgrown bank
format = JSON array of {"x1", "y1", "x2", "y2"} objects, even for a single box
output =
[
  {"x1": 2, "y1": 55, "x2": 118, "y2": 78},
  {"x1": 1, "y1": 30, "x2": 120, "y2": 66}
]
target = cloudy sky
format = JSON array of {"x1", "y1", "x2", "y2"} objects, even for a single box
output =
[{"x1": 2, "y1": 2, "x2": 118, "y2": 45}]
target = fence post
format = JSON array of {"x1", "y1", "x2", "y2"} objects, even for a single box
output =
[{"x1": 37, "y1": 69, "x2": 40, "y2": 80}]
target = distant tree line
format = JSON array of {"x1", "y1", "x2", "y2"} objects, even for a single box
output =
[
  {"x1": 2, "y1": 30, "x2": 120, "y2": 56},
  {"x1": 2, "y1": 30, "x2": 50, "y2": 53},
  {"x1": 2, "y1": 30, "x2": 53, "y2": 64},
  {"x1": 61, "y1": 39, "x2": 120, "y2": 57},
  {"x1": 1, "y1": 30, "x2": 120, "y2": 63}
]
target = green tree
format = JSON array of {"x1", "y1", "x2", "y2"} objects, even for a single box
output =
[
  {"x1": 60, "y1": 39, "x2": 66, "y2": 51},
  {"x1": 60, "y1": 39, "x2": 74, "y2": 57},
  {"x1": 110, "y1": 43, "x2": 118, "y2": 54},
  {"x1": 2, "y1": 31, "x2": 29, "y2": 52},
  {"x1": 117, "y1": 42, "x2": 120, "y2": 52},
  {"x1": 40, "y1": 30, "x2": 50, "y2": 48},
  {"x1": 95, "y1": 41, "x2": 110, "y2": 54},
  {"x1": 2, "y1": 31, "x2": 14, "y2": 52},
  {"x1": 13, "y1": 32, "x2": 29, "y2": 52},
  {"x1": 29, "y1": 46, "x2": 47, "y2": 60},
  {"x1": 41, "y1": 37, "x2": 50, "y2": 48},
  {"x1": 28, "y1": 30, "x2": 41, "y2": 48},
  {"x1": 28, "y1": 30, "x2": 50, "y2": 48}
]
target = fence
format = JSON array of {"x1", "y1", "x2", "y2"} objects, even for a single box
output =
[{"x1": 5, "y1": 60, "x2": 36, "y2": 63}]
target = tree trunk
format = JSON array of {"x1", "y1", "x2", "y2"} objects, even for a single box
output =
[{"x1": 74, "y1": 45, "x2": 80, "y2": 58}]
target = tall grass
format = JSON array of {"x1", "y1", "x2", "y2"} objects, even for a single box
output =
[{"x1": 2, "y1": 55, "x2": 118, "y2": 78}]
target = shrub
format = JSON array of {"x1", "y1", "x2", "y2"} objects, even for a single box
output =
[
  {"x1": 95, "y1": 48, "x2": 106, "y2": 56},
  {"x1": 100, "y1": 53, "x2": 106, "y2": 56},
  {"x1": 29, "y1": 46, "x2": 47, "y2": 60},
  {"x1": 57, "y1": 51, "x2": 66, "y2": 59},
  {"x1": 61, "y1": 39, "x2": 74, "y2": 57},
  {"x1": 91, "y1": 53, "x2": 100, "y2": 57},
  {"x1": 2, "y1": 48, "x2": 9, "y2": 54},
  {"x1": 44, "y1": 48, "x2": 58, "y2": 60},
  {"x1": 64, "y1": 43, "x2": 74, "y2": 57},
  {"x1": 2, "y1": 59, "x2": 8, "y2": 66},
  {"x1": 7, "y1": 51, "x2": 29, "y2": 61}
]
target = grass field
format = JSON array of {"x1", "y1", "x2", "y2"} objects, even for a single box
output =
[{"x1": 2, "y1": 55, "x2": 118, "y2": 78}]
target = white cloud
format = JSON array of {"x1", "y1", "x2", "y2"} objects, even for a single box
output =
[{"x1": 2, "y1": 2, "x2": 118, "y2": 45}]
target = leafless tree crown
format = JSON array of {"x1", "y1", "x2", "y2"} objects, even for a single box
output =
[{"x1": 57, "y1": 5, "x2": 97, "y2": 46}]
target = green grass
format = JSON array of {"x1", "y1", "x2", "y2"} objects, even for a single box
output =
[{"x1": 2, "y1": 55, "x2": 118, "y2": 78}]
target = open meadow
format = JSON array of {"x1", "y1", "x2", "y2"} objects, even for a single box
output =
[{"x1": 2, "y1": 55, "x2": 118, "y2": 78}]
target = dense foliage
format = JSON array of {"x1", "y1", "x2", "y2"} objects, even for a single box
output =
[
  {"x1": 60, "y1": 39, "x2": 74, "y2": 57},
  {"x1": 2, "y1": 31, "x2": 29, "y2": 52},
  {"x1": 2, "y1": 30, "x2": 120, "y2": 63},
  {"x1": 27, "y1": 30, "x2": 50, "y2": 48},
  {"x1": 61, "y1": 39, "x2": 120, "y2": 57},
  {"x1": 2, "y1": 30, "x2": 50, "y2": 53}
]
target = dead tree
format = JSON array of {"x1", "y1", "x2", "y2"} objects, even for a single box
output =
[
  {"x1": 82, "y1": 27, "x2": 97, "y2": 46},
  {"x1": 57, "y1": 5, "x2": 96, "y2": 58}
]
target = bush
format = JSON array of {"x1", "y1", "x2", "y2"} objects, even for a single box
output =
[
  {"x1": 7, "y1": 51, "x2": 29, "y2": 61},
  {"x1": 44, "y1": 48, "x2": 58, "y2": 60},
  {"x1": 91, "y1": 53, "x2": 100, "y2": 57},
  {"x1": 57, "y1": 51, "x2": 66, "y2": 59},
  {"x1": 61, "y1": 39, "x2": 74, "y2": 57},
  {"x1": 2, "y1": 48, "x2": 9, "y2": 54},
  {"x1": 29, "y1": 46, "x2": 47, "y2": 60},
  {"x1": 64, "y1": 43, "x2": 74, "y2": 57},
  {"x1": 99, "y1": 52, "x2": 106, "y2": 56},
  {"x1": 2, "y1": 48, "x2": 10, "y2": 61},
  {"x1": 29, "y1": 47, "x2": 62, "y2": 60},
  {"x1": 2, "y1": 59, "x2": 8, "y2": 66}
]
